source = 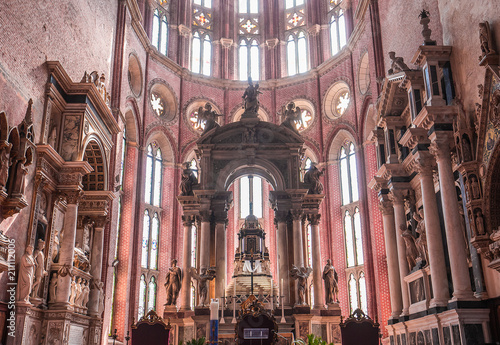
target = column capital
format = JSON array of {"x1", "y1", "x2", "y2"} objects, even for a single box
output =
[
  {"x1": 274, "y1": 211, "x2": 288, "y2": 224},
  {"x1": 379, "y1": 200, "x2": 394, "y2": 215},
  {"x1": 290, "y1": 209, "x2": 303, "y2": 221},
  {"x1": 388, "y1": 189, "x2": 406, "y2": 205},
  {"x1": 428, "y1": 140, "x2": 452, "y2": 164},
  {"x1": 411, "y1": 151, "x2": 436, "y2": 177},
  {"x1": 199, "y1": 210, "x2": 212, "y2": 222},
  {"x1": 307, "y1": 214, "x2": 321, "y2": 225},
  {"x1": 182, "y1": 214, "x2": 196, "y2": 227},
  {"x1": 93, "y1": 216, "x2": 109, "y2": 229},
  {"x1": 63, "y1": 190, "x2": 84, "y2": 205}
]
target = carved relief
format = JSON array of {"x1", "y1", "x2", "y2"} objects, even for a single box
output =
[
  {"x1": 479, "y1": 21, "x2": 496, "y2": 61},
  {"x1": 60, "y1": 115, "x2": 81, "y2": 161}
]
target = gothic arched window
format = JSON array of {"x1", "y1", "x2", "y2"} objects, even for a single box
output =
[
  {"x1": 152, "y1": 9, "x2": 169, "y2": 55},
  {"x1": 239, "y1": 175, "x2": 263, "y2": 218},
  {"x1": 142, "y1": 210, "x2": 160, "y2": 270},
  {"x1": 339, "y1": 142, "x2": 358, "y2": 205},
  {"x1": 329, "y1": 0, "x2": 347, "y2": 56},
  {"x1": 138, "y1": 275, "x2": 147, "y2": 318},
  {"x1": 191, "y1": 32, "x2": 212, "y2": 76},
  {"x1": 348, "y1": 273, "x2": 358, "y2": 313},
  {"x1": 147, "y1": 276, "x2": 157, "y2": 312},
  {"x1": 145, "y1": 144, "x2": 163, "y2": 206},
  {"x1": 239, "y1": 39, "x2": 260, "y2": 81},
  {"x1": 359, "y1": 272, "x2": 367, "y2": 313},
  {"x1": 287, "y1": 31, "x2": 308, "y2": 76}
]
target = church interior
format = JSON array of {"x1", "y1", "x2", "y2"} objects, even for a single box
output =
[{"x1": 0, "y1": 0, "x2": 500, "y2": 344}]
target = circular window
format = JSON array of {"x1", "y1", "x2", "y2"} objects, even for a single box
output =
[
  {"x1": 323, "y1": 81, "x2": 351, "y2": 119},
  {"x1": 149, "y1": 81, "x2": 178, "y2": 121},
  {"x1": 128, "y1": 53, "x2": 143, "y2": 97},
  {"x1": 358, "y1": 52, "x2": 370, "y2": 95},
  {"x1": 189, "y1": 108, "x2": 205, "y2": 133},
  {"x1": 280, "y1": 99, "x2": 315, "y2": 132},
  {"x1": 185, "y1": 100, "x2": 222, "y2": 134}
]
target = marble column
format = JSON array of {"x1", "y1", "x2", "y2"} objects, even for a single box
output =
[
  {"x1": 179, "y1": 215, "x2": 194, "y2": 311},
  {"x1": 199, "y1": 211, "x2": 211, "y2": 270},
  {"x1": 88, "y1": 217, "x2": 107, "y2": 316},
  {"x1": 275, "y1": 212, "x2": 290, "y2": 307},
  {"x1": 308, "y1": 214, "x2": 324, "y2": 309},
  {"x1": 53, "y1": 191, "x2": 82, "y2": 308},
  {"x1": 430, "y1": 139, "x2": 474, "y2": 300},
  {"x1": 379, "y1": 199, "x2": 403, "y2": 319},
  {"x1": 415, "y1": 154, "x2": 450, "y2": 307},
  {"x1": 214, "y1": 219, "x2": 226, "y2": 299},
  {"x1": 291, "y1": 210, "x2": 304, "y2": 267},
  {"x1": 389, "y1": 189, "x2": 410, "y2": 316}
]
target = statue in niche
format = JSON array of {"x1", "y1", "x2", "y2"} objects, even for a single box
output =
[
  {"x1": 400, "y1": 226, "x2": 420, "y2": 271},
  {"x1": 322, "y1": 259, "x2": 339, "y2": 304},
  {"x1": 387, "y1": 51, "x2": 410, "y2": 75},
  {"x1": 479, "y1": 21, "x2": 496, "y2": 59},
  {"x1": 281, "y1": 102, "x2": 302, "y2": 133},
  {"x1": 471, "y1": 176, "x2": 481, "y2": 199},
  {"x1": 475, "y1": 209, "x2": 486, "y2": 236},
  {"x1": 82, "y1": 218, "x2": 94, "y2": 255},
  {"x1": 17, "y1": 245, "x2": 35, "y2": 303},
  {"x1": 81, "y1": 280, "x2": 90, "y2": 308},
  {"x1": 413, "y1": 210, "x2": 428, "y2": 264},
  {"x1": 164, "y1": 259, "x2": 182, "y2": 306},
  {"x1": 10, "y1": 156, "x2": 30, "y2": 196},
  {"x1": 462, "y1": 137, "x2": 472, "y2": 162},
  {"x1": 0, "y1": 142, "x2": 12, "y2": 189},
  {"x1": 304, "y1": 162, "x2": 325, "y2": 194},
  {"x1": 74, "y1": 277, "x2": 84, "y2": 307},
  {"x1": 48, "y1": 126, "x2": 57, "y2": 148},
  {"x1": 73, "y1": 243, "x2": 90, "y2": 272},
  {"x1": 290, "y1": 265, "x2": 312, "y2": 306},
  {"x1": 52, "y1": 228, "x2": 60, "y2": 263},
  {"x1": 465, "y1": 179, "x2": 472, "y2": 201},
  {"x1": 69, "y1": 276, "x2": 77, "y2": 305},
  {"x1": 31, "y1": 239, "x2": 48, "y2": 298},
  {"x1": 49, "y1": 272, "x2": 58, "y2": 302},
  {"x1": 242, "y1": 77, "x2": 262, "y2": 115},
  {"x1": 197, "y1": 103, "x2": 222, "y2": 134},
  {"x1": 190, "y1": 267, "x2": 216, "y2": 307},
  {"x1": 180, "y1": 162, "x2": 197, "y2": 196}
]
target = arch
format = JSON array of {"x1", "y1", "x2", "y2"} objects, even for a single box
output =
[
  {"x1": 128, "y1": 53, "x2": 143, "y2": 97},
  {"x1": 82, "y1": 139, "x2": 107, "y2": 191},
  {"x1": 145, "y1": 129, "x2": 175, "y2": 163},
  {"x1": 0, "y1": 111, "x2": 8, "y2": 141},
  {"x1": 216, "y1": 158, "x2": 286, "y2": 192},
  {"x1": 123, "y1": 108, "x2": 139, "y2": 145},
  {"x1": 7, "y1": 127, "x2": 20, "y2": 158},
  {"x1": 323, "y1": 80, "x2": 351, "y2": 120},
  {"x1": 328, "y1": 129, "x2": 357, "y2": 162}
]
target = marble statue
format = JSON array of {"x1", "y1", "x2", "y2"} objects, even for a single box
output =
[
  {"x1": 281, "y1": 102, "x2": 302, "y2": 132},
  {"x1": 17, "y1": 245, "x2": 35, "y2": 303},
  {"x1": 387, "y1": 51, "x2": 410, "y2": 75},
  {"x1": 11, "y1": 156, "x2": 29, "y2": 196},
  {"x1": 49, "y1": 272, "x2": 58, "y2": 302},
  {"x1": 52, "y1": 228, "x2": 60, "y2": 263},
  {"x1": 413, "y1": 210, "x2": 428, "y2": 264},
  {"x1": 73, "y1": 245, "x2": 90, "y2": 272},
  {"x1": 471, "y1": 177, "x2": 480, "y2": 199},
  {"x1": 197, "y1": 103, "x2": 222, "y2": 134},
  {"x1": 475, "y1": 209, "x2": 486, "y2": 236},
  {"x1": 290, "y1": 265, "x2": 313, "y2": 306},
  {"x1": 31, "y1": 239, "x2": 48, "y2": 298},
  {"x1": 69, "y1": 276, "x2": 77, "y2": 305},
  {"x1": 400, "y1": 227, "x2": 420, "y2": 271},
  {"x1": 190, "y1": 267, "x2": 216, "y2": 307},
  {"x1": 242, "y1": 77, "x2": 262, "y2": 115},
  {"x1": 180, "y1": 162, "x2": 197, "y2": 196},
  {"x1": 479, "y1": 21, "x2": 496, "y2": 59},
  {"x1": 81, "y1": 279, "x2": 90, "y2": 309},
  {"x1": 74, "y1": 277, "x2": 84, "y2": 307},
  {"x1": 164, "y1": 259, "x2": 182, "y2": 305},
  {"x1": 322, "y1": 259, "x2": 339, "y2": 304},
  {"x1": 304, "y1": 162, "x2": 324, "y2": 194},
  {"x1": 82, "y1": 218, "x2": 93, "y2": 254}
]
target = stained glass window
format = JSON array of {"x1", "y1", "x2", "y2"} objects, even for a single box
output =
[
  {"x1": 152, "y1": 9, "x2": 169, "y2": 55},
  {"x1": 238, "y1": 0, "x2": 259, "y2": 81},
  {"x1": 138, "y1": 275, "x2": 147, "y2": 318},
  {"x1": 142, "y1": 211, "x2": 150, "y2": 268},
  {"x1": 150, "y1": 213, "x2": 159, "y2": 269},
  {"x1": 353, "y1": 208, "x2": 363, "y2": 265},
  {"x1": 145, "y1": 146, "x2": 153, "y2": 203},
  {"x1": 348, "y1": 274, "x2": 358, "y2": 313},
  {"x1": 147, "y1": 277, "x2": 157, "y2": 312},
  {"x1": 286, "y1": 32, "x2": 308, "y2": 76},
  {"x1": 329, "y1": 1, "x2": 347, "y2": 56},
  {"x1": 344, "y1": 211, "x2": 355, "y2": 267},
  {"x1": 359, "y1": 272, "x2": 367, "y2": 313},
  {"x1": 340, "y1": 143, "x2": 358, "y2": 205},
  {"x1": 191, "y1": 32, "x2": 212, "y2": 76},
  {"x1": 239, "y1": 39, "x2": 260, "y2": 81},
  {"x1": 145, "y1": 143, "x2": 162, "y2": 205}
]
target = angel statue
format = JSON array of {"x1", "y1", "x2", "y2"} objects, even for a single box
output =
[
  {"x1": 197, "y1": 103, "x2": 223, "y2": 134},
  {"x1": 290, "y1": 265, "x2": 313, "y2": 306},
  {"x1": 281, "y1": 102, "x2": 302, "y2": 133},
  {"x1": 190, "y1": 267, "x2": 216, "y2": 307},
  {"x1": 323, "y1": 259, "x2": 339, "y2": 304},
  {"x1": 164, "y1": 259, "x2": 182, "y2": 306}
]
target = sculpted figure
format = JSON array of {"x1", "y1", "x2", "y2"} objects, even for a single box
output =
[
  {"x1": 401, "y1": 227, "x2": 420, "y2": 271},
  {"x1": 164, "y1": 259, "x2": 182, "y2": 305},
  {"x1": 31, "y1": 239, "x2": 48, "y2": 298},
  {"x1": 0, "y1": 143, "x2": 12, "y2": 189},
  {"x1": 11, "y1": 157, "x2": 29, "y2": 196},
  {"x1": 17, "y1": 245, "x2": 35, "y2": 303},
  {"x1": 52, "y1": 229, "x2": 60, "y2": 263},
  {"x1": 180, "y1": 162, "x2": 197, "y2": 196},
  {"x1": 413, "y1": 210, "x2": 428, "y2": 264},
  {"x1": 281, "y1": 102, "x2": 302, "y2": 132},
  {"x1": 74, "y1": 277, "x2": 83, "y2": 307},
  {"x1": 69, "y1": 276, "x2": 77, "y2": 305},
  {"x1": 322, "y1": 259, "x2": 339, "y2": 304},
  {"x1": 49, "y1": 272, "x2": 58, "y2": 302},
  {"x1": 190, "y1": 267, "x2": 216, "y2": 307},
  {"x1": 479, "y1": 21, "x2": 496, "y2": 58},
  {"x1": 471, "y1": 177, "x2": 481, "y2": 199},
  {"x1": 304, "y1": 162, "x2": 325, "y2": 194},
  {"x1": 290, "y1": 265, "x2": 312, "y2": 306},
  {"x1": 475, "y1": 209, "x2": 486, "y2": 236},
  {"x1": 48, "y1": 126, "x2": 57, "y2": 148},
  {"x1": 81, "y1": 279, "x2": 90, "y2": 309},
  {"x1": 388, "y1": 51, "x2": 410, "y2": 75},
  {"x1": 198, "y1": 103, "x2": 222, "y2": 134},
  {"x1": 242, "y1": 77, "x2": 262, "y2": 114}
]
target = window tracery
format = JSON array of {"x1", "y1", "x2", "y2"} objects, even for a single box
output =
[
  {"x1": 150, "y1": 92, "x2": 165, "y2": 117},
  {"x1": 329, "y1": 0, "x2": 347, "y2": 56},
  {"x1": 152, "y1": 4, "x2": 169, "y2": 56},
  {"x1": 238, "y1": 0, "x2": 260, "y2": 80},
  {"x1": 285, "y1": 0, "x2": 307, "y2": 76},
  {"x1": 191, "y1": 0, "x2": 212, "y2": 76},
  {"x1": 239, "y1": 175, "x2": 263, "y2": 218}
]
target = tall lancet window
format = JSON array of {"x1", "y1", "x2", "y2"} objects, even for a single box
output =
[
  {"x1": 140, "y1": 142, "x2": 162, "y2": 315},
  {"x1": 285, "y1": 0, "x2": 307, "y2": 76},
  {"x1": 152, "y1": 3, "x2": 169, "y2": 56},
  {"x1": 239, "y1": 175, "x2": 263, "y2": 218},
  {"x1": 329, "y1": 0, "x2": 347, "y2": 56},
  {"x1": 339, "y1": 140, "x2": 366, "y2": 314},
  {"x1": 138, "y1": 275, "x2": 147, "y2": 318},
  {"x1": 238, "y1": 0, "x2": 260, "y2": 80},
  {"x1": 192, "y1": 0, "x2": 212, "y2": 76}
]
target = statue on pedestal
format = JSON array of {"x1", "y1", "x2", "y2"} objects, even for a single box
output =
[
  {"x1": 322, "y1": 259, "x2": 339, "y2": 304},
  {"x1": 81, "y1": 279, "x2": 90, "y2": 309},
  {"x1": 400, "y1": 226, "x2": 420, "y2": 271},
  {"x1": 290, "y1": 265, "x2": 312, "y2": 306},
  {"x1": 281, "y1": 102, "x2": 302, "y2": 133},
  {"x1": 49, "y1": 272, "x2": 58, "y2": 303},
  {"x1": 190, "y1": 267, "x2": 216, "y2": 307},
  {"x1": 413, "y1": 210, "x2": 429, "y2": 264},
  {"x1": 197, "y1": 103, "x2": 222, "y2": 134},
  {"x1": 304, "y1": 162, "x2": 325, "y2": 194},
  {"x1": 180, "y1": 162, "x2": 197, "y2": 196},
  {"x1": 69, "y1": 276, "x2": 77, "y2": 305},
  {"x1": 31, "y1": 239, "x2": 48, "y2": 298},
  {"x1": 17, "y1": 245, "x2": 35, "y2": 303},
  {"x1": 242, "y1": 77, "x2": 261, "y2": 116},
  {"x1": 164, "y1": 259, "x2": 182, "y2": 306},
  {"x1": 387, "y1": 51, "x2": 410, "y2": 75}
]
